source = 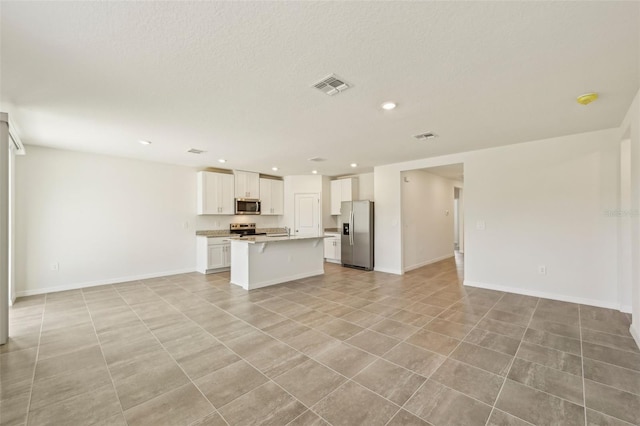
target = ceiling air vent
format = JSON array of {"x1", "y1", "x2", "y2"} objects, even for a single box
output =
[
  {"x1": 188, "y1": 148, "x2": 206, "y2": 154},
  {"x1": 307, "y1": 157, "x2": 327, "y2": 162},
  {"x1": 313, "y1": 74, "x2": 350, "y2": 96},
  {"x1": 414, "y1": 132, "x2": 437, "y2": 141}
]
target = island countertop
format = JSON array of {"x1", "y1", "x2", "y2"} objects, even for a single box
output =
[{"x1": 225, "y1": 235, "x2": 329, "y2": 244}]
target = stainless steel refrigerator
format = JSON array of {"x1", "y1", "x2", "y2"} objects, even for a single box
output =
[{"x1": 341, "y1": 200, "x2": 374, "y2": 270}]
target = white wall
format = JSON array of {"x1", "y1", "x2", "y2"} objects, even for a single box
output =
[
  {"x1": 619, "y1": 138, "x2": 632, "y2": 313},
  {"x1": 401, "y1": 170, "x2": 456, "y2": 271},
  {"x1": 356, "y1": 172, "x2": 374, "y2": 201},
  {"x1": 620, "y1": 89, "x2": 640, "y2": 346},
  {"x1": 15, "y1": 146, "x2": 198, "y2": 296},
  {"x1": 375, "y1": 127, "x2": 621, "y2": 310},
  {"x1": 8, "y1": 142, "x2": 17, "y2": 304}
]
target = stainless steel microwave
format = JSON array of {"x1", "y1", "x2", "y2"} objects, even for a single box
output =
[{"x1": 235, "y1": 198, "x2": 261, "y2": 215}]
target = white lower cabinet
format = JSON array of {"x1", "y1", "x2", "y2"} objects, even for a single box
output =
[
  {"x1": 197, "y1": 236, "x2": 231, "y2": 273},
  {"x1": 323, "y1": 233, "x2": 341, "y2": 263}
]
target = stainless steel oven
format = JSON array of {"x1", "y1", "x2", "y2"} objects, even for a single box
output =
[{"x1": 235, "y1": 198, "x2": 261, "y2": 215}]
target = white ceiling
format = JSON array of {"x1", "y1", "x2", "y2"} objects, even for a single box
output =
[{"x1": 1, "y1": 1, "x2": 638, "y2": 177}]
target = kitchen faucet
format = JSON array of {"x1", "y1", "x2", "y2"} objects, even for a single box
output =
[{"x1": 284, "y1": 226, "x2": 290, "y2": 237}]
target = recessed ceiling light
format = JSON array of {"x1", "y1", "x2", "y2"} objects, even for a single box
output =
[
  {"x1": 350, "y1": 163, "x2": 358, "y2": 168},
  {"x1": 138, "y1": 140, "x2": 151, "y2": 145},
  {"x1": 381, "y1": 102, "x2": 397, "y2": 110},
  {"x1": 218, "y1": 159, "x2": 226, "y2": 163},
  {"x1": 311, "y1": 170, "x2": 318, "y2": 174},
  {"x1": 272, "y1": 167, "x2": 279, "y2": 171}
]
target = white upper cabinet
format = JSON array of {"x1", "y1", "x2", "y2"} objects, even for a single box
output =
[
  {"x1": 234, "y1": 170, "x2": 260, "y2": 199},
  {"x1": 197, "y1": 171, "x2": 235, "y2": 215},
  {"x1": 330, "y1": 178, "x2": 358, "y2": 215},
  {"x1": 260, "y1": 178, "x2": 284, "y2": 215}
]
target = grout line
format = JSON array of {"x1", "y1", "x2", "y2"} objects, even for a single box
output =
[
  {"x1": 581, "y1": 337, "x2": 640, "y2": 355},
  {"x1": 19, "y1": 260, "x2": 635, "y2": 426},
  {"x1": 152, "y1": 270, "x2": 440, "y2": 424},
  {"x1": 22, "y1": 293, "x2": 46, "y2": 425},
  {"x1": 110, "y1": 283, "x2": 224, "y2": 424},
  {"x1": 490, "y1": 408, "x2": 536, "y2": 426},
  {"x1": 80, "y1": 288, "x2": 129, "y2": 424},
  {"x1": 132, "y1": 281, "x2": 314, "y2": 424},
  {"x1": 582, "y1": 376, "x2": 640, "y2": 397},
  {"x1": 383, "y1": 282, "x2": 508, "y2": 423},
  {"x1": 513, "y1": 341, "x2": 584, "y2": 377},
  {"x1": 484, "y1": 297, "x2": 540, "y2": 426}
]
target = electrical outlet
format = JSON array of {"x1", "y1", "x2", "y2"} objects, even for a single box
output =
[
  {"x1": 538, "y1": 265, "x2": 547, "y2": 275},
  {"x1": 50, "y1": 262, "x2": 59, "y2": 272},
  {"x1": 476, "y1": 220, "x2": 486, "y2": 230}
]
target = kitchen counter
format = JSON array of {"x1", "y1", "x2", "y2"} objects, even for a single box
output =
[
  {"x1": 196, "y1": 227, "x2": 287, "y2": 238},
  {"x1": 225, "y1": 235, "x2": 328, "y2": 244},
  {"x1": 229, "y1": 235, "x2": 326, "y2": 290}
]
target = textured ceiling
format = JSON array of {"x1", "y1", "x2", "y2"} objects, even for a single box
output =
[{"x1": 1, "y1": 1, "x2": 638, "y2": 176}]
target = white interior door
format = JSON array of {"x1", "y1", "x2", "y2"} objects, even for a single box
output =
[{"x1": 294, "y1": 193, "x2": 320, "y2": 237}]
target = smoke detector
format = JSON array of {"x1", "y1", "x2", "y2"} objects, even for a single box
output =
[
  {"x1": 313, "y1": 74, "x2": 350, "y2": 96},
  {"x1": 577, "y1": 93, "x2": 598, "y2": 105},
  {"x1": 414, "y1": 132, "x2": 437, "y2": 141},
  {"x1": 187, "y1": 148, "x2": 206, "y2": 154}
]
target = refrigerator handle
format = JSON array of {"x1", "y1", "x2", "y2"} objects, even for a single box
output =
[{"x1": 350, "y1": 210, "x2": 354, "y2": 246}]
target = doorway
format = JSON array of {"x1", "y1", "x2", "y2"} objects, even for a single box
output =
[
  {"x1": 401, "y1": 163, "x2": 464, "y2": 273},
  {"x1": 294, "y1": 193, "x2": 320, "y2": 237}
]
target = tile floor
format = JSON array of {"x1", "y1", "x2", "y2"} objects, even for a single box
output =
[{"x1": 1, "y1": 256, "x2": 639, "y2": 426}]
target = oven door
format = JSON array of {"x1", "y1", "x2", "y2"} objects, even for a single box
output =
[{"x1": 235, "y1": 199, "x2": 261, "y2": 215}]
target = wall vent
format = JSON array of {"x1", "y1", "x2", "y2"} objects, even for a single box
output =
[
  {"x1": 312, "y1": 74, "x2": 350, "y2": 96},
  {"x1": 188, "y1": 148, "x2": 206, "y2": 154},
  {"x1": 414, "y1": 132, "x2": 437, "y2": 141}
]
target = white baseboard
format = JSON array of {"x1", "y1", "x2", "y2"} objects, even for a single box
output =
[
  {"x1": 15, "y1": 268, "x2": 197, "y2": 298},
  {"x1": 630, "y1": 324, "x2": 640, "y2": 351},
  {"x1": 404, "y1": 254, "x2": 454, "y2": 273},
  {"x1": 324, "y1": 259, "x2": 341, "y2": 264},
  {"x1": 374, "y1": 266, "x2": 403, "y2": 275},
  {"x1": 464, "y1": 280, "x2": 624, "y2": 311},
  {"x1": 232, "y1": 269, "x2": 325, "y2": 290},
  {"x1": 620, "y1": 304, "x2": 633, "y2": 314}
]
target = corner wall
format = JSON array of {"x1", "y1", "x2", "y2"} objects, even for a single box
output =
[
  {"x1": 620, "y1": 89, "x2": 640, "y2": 346},
  {"x1": 15, "y1": 146, "x2": 198, "y2": 296},
  {"x1": 375, "y1": 127, "x2": 621, "y2": 309}
]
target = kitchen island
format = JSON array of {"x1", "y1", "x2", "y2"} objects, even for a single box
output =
[{"x1": 228, "y1": 235, "x2": 326, "y2": 290}]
